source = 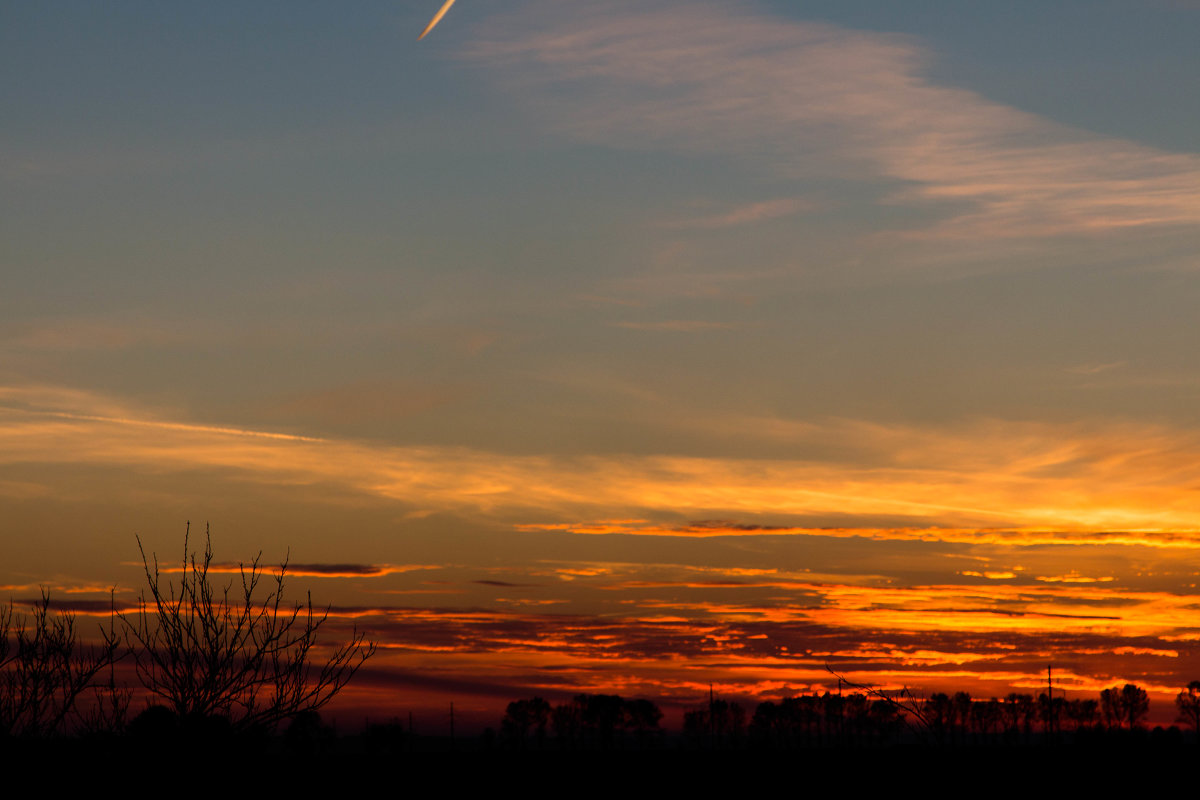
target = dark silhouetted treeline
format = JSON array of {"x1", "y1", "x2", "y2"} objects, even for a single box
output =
[
  {"x1": 8, "y1": 528, "x2": 1200, "y2": 768},
  {"x1": 485, "y1": 680, "x2": 1199, "y2": 754},
  {"x1": 491, "y1": 694, "x2": 665, "y2": 750}
]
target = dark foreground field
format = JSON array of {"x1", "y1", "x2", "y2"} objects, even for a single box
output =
[{"x1": 2, "y1": 730, "x2": 1188, "y2": 792}]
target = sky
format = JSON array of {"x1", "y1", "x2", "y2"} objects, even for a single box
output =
[{"x1": 3, "y1": 0, "x2": 1200, "y2": 731}]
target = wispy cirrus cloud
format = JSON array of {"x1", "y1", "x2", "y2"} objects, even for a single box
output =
[
  {"x1": 1067, "y1": 361, "x2": 1128, "y2": 376},
  {"x1": 9, "y1": 383, "x2": 1200, "y2": 533},
  {"x1": 10, "y1": 384, "x2": 1200, "y2": 533},
  {"x1": 3, "y1": 318, "x2": 188, "y2": 352},
  {"x1": 469, "y1": 1, "x2": 1200, "y2": 242},
  {"x1": 611, "y1": 320, "x2": 734, "y2": 332},
  {"x1": 659, "y1": 197, "x2": 812, "y2": 230}
]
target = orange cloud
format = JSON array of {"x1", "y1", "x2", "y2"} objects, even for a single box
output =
[
  {"x1": 519, "y1": 520, "x2": 1200, "y2": 549},
  {"x1": 304, "y1": 599, "x2": 1200, "y2": 718},
  {"x1": 1036, "y1": 573, "x2": 1116, "y2": 584},
  {"x1": 11, "y1": 385, "x2": 1200, "y2": 537}
]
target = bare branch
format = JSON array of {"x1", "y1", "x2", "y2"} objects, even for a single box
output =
[
  {"x1": 0, "y1": 589, "x2": 122, "y2": 737},
  {"x1": 824, "y1": 663, "x2": 931, "y2": 731},
  {"x1": 117, "y1": 524, "x2": 376, "y2": 733}
]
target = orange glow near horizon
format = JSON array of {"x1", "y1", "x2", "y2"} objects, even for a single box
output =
[{"x1": 7, "y1": 384, "x2": 1200, "y2": 723}]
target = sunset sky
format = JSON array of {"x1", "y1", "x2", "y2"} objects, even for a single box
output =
[{"x1": 4, "y1": 0, "x2": 1200, "y2": 730}]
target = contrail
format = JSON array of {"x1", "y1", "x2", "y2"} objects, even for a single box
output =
[
  {"x1": 418, "y1": 0, "x2": 458, "y2": 40},
  {"x1": 0, "y1": 405, "x2": 326, "y2": 442}
]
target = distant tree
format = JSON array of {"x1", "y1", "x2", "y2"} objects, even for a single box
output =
[
  {"x1": 1120, "y1": 684, "x2": 1150, "y2": 729},
  {"x1": 1101, "y1": 684, "x2": 1149, "y2": 730},
  {"x1": 920, "y1": 691, "x2": 975, "y2": 743},
  {"x1": 119, "y1": 524, "x2": 376, "y2": 734},
  {"x1": 867, "y1": 697, "x2": 902, "y2": 744},
  {"x1": 683, "y1": 693, "x2": 745, "y2": 749},
  {"x1": 971, "y1": 698, "x2": 1002, "y2": 738},
  {"x1": 794, "y1": 694, "x2": 821, "y2": 742},
  {"x1": 1067, "y1": 698, "x2": 1099, "y2": 731},
  {"x1": 682, "y1": 707, "x2": 708, "y2": 747},
  {"x1": 0, "y1": 591, "x2": 120, "y2": 738},
  {"x1": 749, "y1": 700, "x2": 781, "y2": 748},
  {"x1": 1001, "y1": 693, "x2": 1035, "y2": 740},
  {"x1": 363, "y1": 717, "x2": 407, "y2": 756},
  {"x1": 923, "y1": 693, "x2": 954, "y2": 743},
  {"x1": 1176, "y1": 681, "x2": 1200, "y2": 741},
  {"x1": 1100, "y1": 687, "x2": 1122, "y2": 728},
  {"x1": 551, "y1": 699, "x2": 581, "y2": 747},
  {"x1": 284, "y1": 709, "x2": 335, "y2": 756},
  {"x1": 1001, "y1": 693, "x2": 1022, "y2": 733},
  {"x1": 501, "y1": 696, "x2": 551, "y2": 749},
  {"x1": 821, "y1": 691, "x2": 844, "y2": 741},
  {"x1": 622, "y1": 697, "x2": 664, "y2": 747},
  {"x1": 1038, "y1": 691, "x2": 1065, "y2": 735},
  {"x1": 843, "y1": 692, "x2": 870, "y2": 744},
  {"x1": 542, "y1": 693, "x2": 662, "y2": 750},
  {"x1": 577, "y1": 693, "x2": 625, "y2": 749},
  {"x1": 712, "y1": 698, "x2": 746, "y2": 746},
  {"x1": 951, "y1": 691, "x2": 973, "y2": 742}
]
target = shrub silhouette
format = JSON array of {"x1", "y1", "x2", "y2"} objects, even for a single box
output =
[{"x1": 119, "y1": 524, "x2": 376, "y2": 734}]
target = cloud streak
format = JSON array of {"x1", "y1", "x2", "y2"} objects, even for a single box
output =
[
  {"x1": 611, "y1": 320, "x2": 734, "y2": 332},
  {"x1": 148, "y1": 562, "x2": 442, "y2": 578},
  {"x1": 518, "y1": 520, "x2": 1200, "y2": 549},
  {"x1": 659, "y1": 198, "x2": 812, "y2": 229},
  {"x1": 469, "y1": 1, "x2": 1200, "y2": 242},
  {"x1": 10, "y1": 384, "x2": 1200, "y2": 533}
]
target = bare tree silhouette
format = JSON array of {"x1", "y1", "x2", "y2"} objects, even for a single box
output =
[
  {"x1": 0, "y1": 591, "x2": 120, "y2": 737},
  {"x1": 119, "y1": 523, "x2": 376, "y2": 734},
  {"x1": 824, "y1": 665, "x2": 931, "y2": 737}
]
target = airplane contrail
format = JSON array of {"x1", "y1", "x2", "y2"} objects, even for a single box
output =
[{"x1": 418, "y1": 0, "x2": 458, "y2": 40}]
